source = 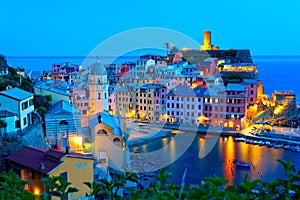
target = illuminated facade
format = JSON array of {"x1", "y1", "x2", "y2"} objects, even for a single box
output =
[
  {"x1": 136, "y1": 84, "x2": 167, "y2": 121},
  {"x1": 200, "y1": 31, "x2": 219, "y2": 51},
  {"x1": 88, "y1": 61, "x2": 109, "y2": 116},
  {"x1": 8, "y1": 146, "x2": 94, "y2": 200},
  {"x1": 166, "y1": 85, "x2": 205, "y2": 124},
  {"x1": 223, "y1": 84, "x2": 247, "y2": 130}
]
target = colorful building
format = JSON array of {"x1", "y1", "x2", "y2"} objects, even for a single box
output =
[
  {"x1": 166, "y1": 85, "x2": 205, "y2": 124},
  {"x1": 136, "y1": 84, "x2": 166, "y2": 121},
  {"x1": 244, "y1": 79, "x2": 258, "y2": 107},
  {"x1": 7, "y1": 146, "x2": 94, "y2": 199},
  {"x1": 88, "y1": 61, "x2": 109, "y2": 116},
  {"x1": 223, "y1": 83, "x2": 247, "y2": 130}
]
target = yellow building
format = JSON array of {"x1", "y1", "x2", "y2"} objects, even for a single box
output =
[{"x1": 7, "y1": 146, "x2": 94, "y2": 199}]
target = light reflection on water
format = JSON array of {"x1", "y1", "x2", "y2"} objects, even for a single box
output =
[{"x1": 130, "y1": 135, "x2": 298, "y2": 185}]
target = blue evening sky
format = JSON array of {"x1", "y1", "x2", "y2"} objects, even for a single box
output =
[{"x1": 0, "y1": 0, "x2": 299, "y2": 56}]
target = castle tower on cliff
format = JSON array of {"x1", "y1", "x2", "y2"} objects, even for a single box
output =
[{"x1": 200, "y1": 31, "x2": 219, "y2": 50}]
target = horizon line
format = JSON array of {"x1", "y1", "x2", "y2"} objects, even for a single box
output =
[{"x1": 4, "y1": 55, "x2": 300, "y2": 58}]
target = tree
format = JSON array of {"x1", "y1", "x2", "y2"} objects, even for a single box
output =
[
  {"x1": 41, "y1": 176, "x2": 79, "y2": 200},
  {"x1": 163, "y1": 42, "x2": 173, "y2": 54},
  {"x1": 34, "y1": 94, "x2": 52, "y2": 116},
  {"x1": 84, "y1": 170, "x2": 138, "y2": 199},
  {"x1": 0, "y1": 170, "x2": 36, "y2": 200}
]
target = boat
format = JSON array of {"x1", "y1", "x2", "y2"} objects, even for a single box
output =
[
  {"x1": 283, "y1": 145, "x2": 291, "y2": 150},
  {"x1": 257, "y1": 141, "x2": 265, "y2": 146},
  {"x1": 267, "y1": 142, "x2": 276, "y2": 148},
  {"x1": 235, "y1": 161, "x2": 251, "y2": 168},
  {"x1": 200, "y1": 135, "x2": 214, "y2": 139},
  {"x1": 294, "y1": 146, "x2": 300, "y2": 152},
  {"x1": 171, "y1": 130, "x2": 180, "y2": 134},
  {"x1": 274, "y1": 144, "x2": 283, "y2": 149},
  {"x1": 252, "y1": 140, "x2": 259, "y2": 145}
]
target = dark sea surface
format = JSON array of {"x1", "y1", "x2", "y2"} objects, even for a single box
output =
[
  {"x1": 130, "y1": 136, "x2": 300, "y2": 185},
  {"x1": 6, "y1": 55, "x2": 300, "y2": 103}
]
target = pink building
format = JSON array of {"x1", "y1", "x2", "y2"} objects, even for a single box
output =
[
  {"x1": 72, "y1": 88, "x2": 90, "y2": 116},
  {"x1": 243, "y1": 79, "x2": 258, "y2": 107},
  {"x1": 203, "y1": 90, "x2": 226, "y2": 126}
]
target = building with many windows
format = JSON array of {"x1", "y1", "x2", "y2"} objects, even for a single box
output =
[
  {"x1": 166, "y1": 85, "x2": 205, "y2": 124},
  {"x1": 136, "y1": 84, "x2": 167, "y2": 121},
  {"x1": 223, "y1": 83, "x2": 247, "y2": 130}
]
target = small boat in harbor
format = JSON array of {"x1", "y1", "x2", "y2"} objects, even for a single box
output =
[
  {"x1": 267, "y1": 142, "x2": 276, "y2": 148},
  {"x1": 294, "y1": 146, "x2": 300, "y2": 152},
  {"x1": 200, "y1": 135, "x2": 214, "y2": 139},
  {"x1": 257, "y1": 141, "x2": 265, "y2": 146},
  {"x1": 274, "y1": 144, "x2": 283, "y2": 149},
  {"x1": 235, "y1": 161, "x2": 251, "y2": 168}
]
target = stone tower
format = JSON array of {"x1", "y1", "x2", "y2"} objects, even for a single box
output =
[
  {"x1": 200, "y1": 31, "x2": 219, "y2": 50},
  {"x1": 88, "y1": 61, "x2": 109, "y2": 115}
]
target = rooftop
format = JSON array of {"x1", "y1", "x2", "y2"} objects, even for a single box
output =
[
  {"x1": 138, "y1": 84, "x2": 164, "y2": 90},
  {"x1": 88, "y1": 111, "x2": 121, "y2": 136},
  {"x1": 0, "y1": 88, "x2": 34, "y2": 101},
  {"x1": 226, "y1": 83, "x2": 247, "y2": 92},
  {"x1": 7, "y1": 146, "x2": 93, "y2": 175},
  {"x1": 173, "y1": 85, "x2": 196, "y2": 97},
  {"x1": 46, "y1": 100, "x2": 80, "y2": 115}
]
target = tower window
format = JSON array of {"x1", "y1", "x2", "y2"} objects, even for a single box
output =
[{"x1": 98, "y1": 93, "x2": 101, "y2": 99}]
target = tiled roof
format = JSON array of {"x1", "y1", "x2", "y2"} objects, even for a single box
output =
[
  {"x1": 0, "y1": 110, "x2": 17, "y2": 118},
  {"x1": 7, "y1": 146, "x2": 93, "y2": 175},
  {"x1": 0, "y1": 88, "x2": 33, "y2": 101},
  {"x1": 226, "y1": 83, "x2": 247, "y2": 92},
  {"x1": 46, "y1": 100, "x2": 80, "y2": 115},
  {"x1": 138, "y1": 84, "x2": 163, "y2": 90},
  {"x1": 89, "y1": 111, "x2": 121, "y2": 136},
  {"x1": 173, "y1": 85, "x2": 196, "y2": 97}
]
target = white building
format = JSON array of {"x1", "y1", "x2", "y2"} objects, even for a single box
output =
[
  {"x1": 0, "y1": 88, "x2": 34, "y2": 134},
  {"x1": 0, "y1": 110, "x2": 18, "y2": 136}
]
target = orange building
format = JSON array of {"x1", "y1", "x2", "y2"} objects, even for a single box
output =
[{"x1": 7, "y1": 146, "x2": 94, "y2": 199}]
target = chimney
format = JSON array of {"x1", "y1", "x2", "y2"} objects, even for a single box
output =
[
  {"x1": 66, "y1": 145, "x2": 70, "y2": 154},
  {"x1": 40, "y1": 162, "x2": 45, "y2": 171}
]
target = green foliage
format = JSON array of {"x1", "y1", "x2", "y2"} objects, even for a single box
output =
[
  {"x1": 0, "y1": 66, "x2": 33, "y2": 92},
  {"x1": 1, "y1": 160, "x2": 300, "y2": 199},
  {"x1": 0, "y1": 170, "x2": 36, "y2": 200},
  {"x1": 41, "y1": 176, "x2": 79, "y2": 200},
  {"x1": 223, "y1": 74, "x2": 244, "y2": 85},
  {"x1": 34, "y1": 94, "x2": 52, "y2": 116},
  {"x1": 85, "y1": 170, "x2": 138, "y2": 199},
  {"x1": 225, "y1": 49, "x2": 237, "y2": 57}
]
